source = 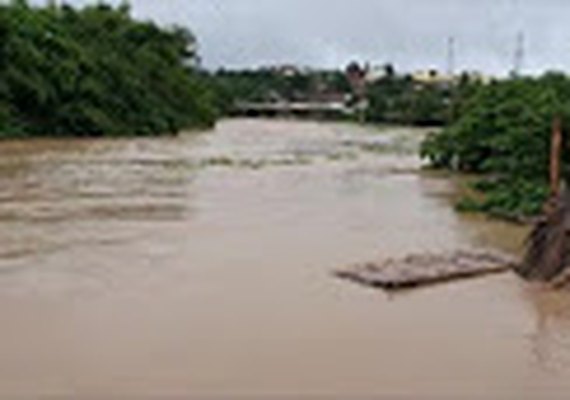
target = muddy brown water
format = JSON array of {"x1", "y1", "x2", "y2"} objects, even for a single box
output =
[{"x1": 0, "y1": 119, "x2": 569, "y2": 398}]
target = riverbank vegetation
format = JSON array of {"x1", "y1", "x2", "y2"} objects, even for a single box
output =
[
  {"x1": 364, "y1": 72, "x2": 448, "y2": 126},
  {"x1": 421, "y1": 73, "x2": 570, "y2": 220},
  {"x1": 0, "y1": 1, "x2": 217, "y2": 137},
  {"x1": 212, "y1": 67, "x2": 351, "y2": 115},
  {"x1": 364, "y1": 67, "x2": 487, "y2": 127}
]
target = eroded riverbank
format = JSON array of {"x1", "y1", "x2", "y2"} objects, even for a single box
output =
[{"x1": 0, "y1": 119, "x2": 568, "y2": 398}]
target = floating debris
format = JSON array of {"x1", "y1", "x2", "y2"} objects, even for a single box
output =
[{"x1": 335, "y1": 250, "x2": 516, "y2": 291}]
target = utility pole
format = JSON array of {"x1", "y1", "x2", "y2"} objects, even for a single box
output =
[
  {"x1": 447, "y1": 36, "x2": 456, "y2": 77},
  {"x1": 445, "y1": 36, "x2": 458, "y2": 124},
  {"x1": 512, "y1": 31, "x2": 525, "y2": 77}
]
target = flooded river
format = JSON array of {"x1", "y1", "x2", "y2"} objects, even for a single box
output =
[{"x1": 0, "y1": 119, "x2": 569, "y2": 398}]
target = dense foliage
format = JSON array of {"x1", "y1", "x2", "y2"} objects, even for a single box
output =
[
  {"x1": 421, "y1": 73, "x2": 570, "y2": 219},
  {"x1": 213, "y1": 68, "x2": 351, "y2": 112},
  {"x1": 365, "y1": 71, "x2": 483, "y2": 126},
  {"x1": 0, "y1": 0, "x2": 217, "y2": 137},
  {"x1": 365, "y1": 74, "x2": 449, "y2": 126}
]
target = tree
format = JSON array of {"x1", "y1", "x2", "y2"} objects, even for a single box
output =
[
  {"x1": 421, "y1": 73, "x2": 570, "y2": 218},
  {"x1": 0, "y1": 1, "x2": 217, "y2": 137}
]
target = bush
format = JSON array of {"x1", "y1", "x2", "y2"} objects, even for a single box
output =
[{"x1": 0, "y1": 1, "x2": 217, "y2": 137}]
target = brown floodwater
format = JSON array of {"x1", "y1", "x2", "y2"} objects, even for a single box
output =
[{"x1": 0, "y1": 119, "x2": 569, "y2": 398}]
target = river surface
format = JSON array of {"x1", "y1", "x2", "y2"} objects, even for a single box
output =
[{"x1": 0, "y1": 119, "x2": 569, "y2": 398}]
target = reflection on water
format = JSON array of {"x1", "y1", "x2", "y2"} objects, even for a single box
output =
[
  {"x1": 0, "y1": 119, "x2": 569, "y2": 397},
  {"x1": 523, "y1": 287, "x2": 570, "y2": 376}
]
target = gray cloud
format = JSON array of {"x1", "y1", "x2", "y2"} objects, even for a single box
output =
[{"x1": 39, "y1": 0, "x2": 570, "y2": 75}]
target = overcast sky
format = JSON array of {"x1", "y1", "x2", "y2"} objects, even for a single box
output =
[{"x1": 40, "y1": 0, "x2": 570, "y2": 75}]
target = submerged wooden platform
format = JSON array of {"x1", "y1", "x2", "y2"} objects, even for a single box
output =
[{"x1": 335, "y1": 251, "x2": 517, "y2": 291}]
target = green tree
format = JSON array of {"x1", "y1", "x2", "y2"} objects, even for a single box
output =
[
  {"x1": 0, "y1": 1, "x2": 217, "y2": 137},
  {"x1": 421, "y1": 73, "x2": 570, "y2": 219}
]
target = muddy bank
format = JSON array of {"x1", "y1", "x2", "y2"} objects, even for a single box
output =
[{"x1": 0, "y1": 119, "x2": 568, "y2": 398}]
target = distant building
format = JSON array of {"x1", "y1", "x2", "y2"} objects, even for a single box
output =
[
  {"x1": 411, "y1": 69, "x2": 494, "y2": 87},
  {"x1": 411, "y1": 69, "x2": 455, "y2": 86}
]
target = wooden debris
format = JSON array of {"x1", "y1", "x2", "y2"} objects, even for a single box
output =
[{"x1": 335, "y1": 251, "x2": 516, "y2": 291}]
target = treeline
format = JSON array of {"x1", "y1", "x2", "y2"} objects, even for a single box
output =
[
  {"x1": 212, "y1": 68, "x2": 351, "y2": 112},
  {"x1": 365, "y1": 71, "x2": 482, "y2": 126},
  {"x1": 0, "y1": 0, "x2": 217, "y2": 137},
  {"x1": 214, "y1": 63, "x2": 484, "y2": 127},
  {"x1": 421, "y1": 73, "x2": 570, "y2": 220}
]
